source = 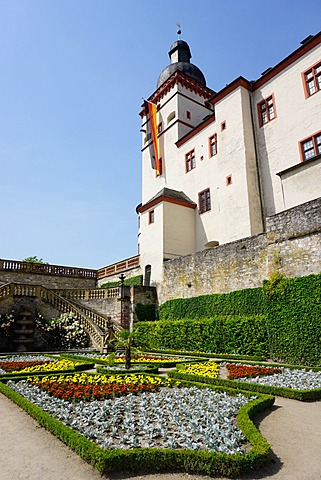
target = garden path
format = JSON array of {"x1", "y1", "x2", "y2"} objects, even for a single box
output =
[{"x1": 1, "y1": 392, "x2": 321, "y2": 480}]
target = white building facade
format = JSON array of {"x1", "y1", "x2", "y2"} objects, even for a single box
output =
[{"x1": 137, "y1": 32, "x2": 321, "y2": 285}]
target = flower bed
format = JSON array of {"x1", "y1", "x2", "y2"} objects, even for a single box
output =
[
  {"x1": 0, "y1": 355, "x2": 56, "y2": 374},
  {"x1": 27, "y1": 372, "x2": 166, "y2": 402},
  {"x1": 169, "y1": 362, "x2": 321, "y2": 401},
  {"x1": 226, "y1": 364, "x2": 282, "y2": 379},
  {"x1": 177, "y1": 361, "x2": 220, "y2": 379},
  {"x1": 0, "y1": 372, "x2": 273, "y2": 477},
  {"x1": 0, "y1": 356, "x2": 93, "y2": 377},
  {"x1": 8, "y1": 376, "x2": 252, "y2": 453}
]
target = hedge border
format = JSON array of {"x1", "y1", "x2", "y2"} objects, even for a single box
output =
[
  {"x1": 60, "y1": 353, "x2": 207, "y2": 369},
  {"x1": 144, "y1": 349, "x2": 266, "y2": 362},
  {"x1": 0, "y1": 375, "x2": 273, "y2": 478},
  {"x1": 0, "y1": 362, "x2": 95, "y2": 380},
  {"x1": 96, "y1": 365, "x2": 159, "y2": 375}
]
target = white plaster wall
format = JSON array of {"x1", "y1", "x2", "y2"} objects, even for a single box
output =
[
  {"x1": 139, "y1": 204, "x2": 164, "y2": 284},
  {"x1": 280, "y1": 158, "x2": 321, "y2": 210},
  {"x1": 253, "y1": 43, "x2": 321, "y2": 216},
  {"x1": 171, "y1": 86, "x2": 260, "y2": 249},
  {"x1": 141, "y1": 83, "x2": 212, "y2": 205},
  {"x1": 163, "y1": 202, "x2": 196, "y2": 259}
]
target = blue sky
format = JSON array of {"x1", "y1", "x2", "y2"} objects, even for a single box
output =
[{"x1": 1, "y1": 0, "x2": 320, "y2": 269}]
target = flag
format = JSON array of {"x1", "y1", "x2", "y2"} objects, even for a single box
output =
[{"x1": 144, "y1": 100, "x2": 162, "y2": 176}]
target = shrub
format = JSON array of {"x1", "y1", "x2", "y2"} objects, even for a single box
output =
[{"x1": 134, "y1": 316, "x2": 268, "y2": 357}]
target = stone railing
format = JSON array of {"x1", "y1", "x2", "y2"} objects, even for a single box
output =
[
  {"x1": 56, "y1": 287, "x2": 121, "y2": 300},
  {"x1": 0, "y1": 283, "x2": 122, "y2": 350},
  {"x1": 98, "y1": 255, "x2": 140, "y2": 279},
  {"x1": 0, "y1": 259, "x2": 97, "y2": 279},
  {"x1": 0, "y1": 283, "x2": 43, "y2": 299}
]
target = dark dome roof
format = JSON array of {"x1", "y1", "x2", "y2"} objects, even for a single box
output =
[{"x1": 157, "y1": 39, "x2": 206, "y2": 88}]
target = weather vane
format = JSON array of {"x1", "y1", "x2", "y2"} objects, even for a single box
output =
[{"x1": 176, "y1": 22, "x2": 181, "y2": 40}]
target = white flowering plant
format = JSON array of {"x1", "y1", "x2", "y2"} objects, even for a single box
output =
[
  {"x1": 41, "y1": 313, "x2": 90, "y2": 349},
  {"x1": 0, "y1": 312, "x2": 15, "y2": 339}
]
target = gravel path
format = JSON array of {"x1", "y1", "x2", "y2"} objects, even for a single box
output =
[{"x1": 1, "y1": 392, "x2": 321, "y2": 480}]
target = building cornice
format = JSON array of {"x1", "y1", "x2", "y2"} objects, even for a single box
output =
[
  {"x1": 138, "y1": 195, "x2": 196, "y2": 214},
  {"x1": 276, "y1": 154, "x2": 321, "y2": 177},
  {"x1": 253, "y1": 31, "x2": 321, "y2": 90},
  {"x1": 139, "y1": 71, "x2": 215, "y2": 117},
  {"x1": 208, "y1": 77, "x2": 251, "y2": 105},
  {"x1": 206, "y1": 31, "x2": 321, "y2": 105}
]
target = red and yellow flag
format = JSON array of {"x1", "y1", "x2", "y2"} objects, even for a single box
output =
[{"x1": 144, "y1": 100, "x2": 162, "y2": 176}]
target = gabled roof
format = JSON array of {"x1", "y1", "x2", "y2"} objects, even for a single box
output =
[{"x1": 137, "y1": 187, "x2": 196, "y2": 214}]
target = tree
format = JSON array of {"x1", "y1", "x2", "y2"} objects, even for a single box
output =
[
  {"x1": 22, "y1": 256, "x2": 47, "y2": 264},
  {"x1": 115, "y1": 330, "x2": 140, "y2": 370}
]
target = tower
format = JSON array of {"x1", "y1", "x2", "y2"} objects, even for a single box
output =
[{"x1": 137, "y1": 36, "x2": 215, "y2": 285}]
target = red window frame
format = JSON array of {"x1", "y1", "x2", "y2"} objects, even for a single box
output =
[
  {"x1": 302, "y1": 61, "x2": 321, "y2": 98},
  {"x1": 299, "y1": 130, "x2": 321, "y2": 162},
  {"x1": 198, "y1": 188, "x2": 211, "y2": 214},
  {"x1": 185, "y1": 149, "x2": 196, "y2": 172},
  {"x1": 257, "y1": 94, "x2": 277, "y2": 127},
  {"x1": 209, "y1": 134, "x2": 217, "y2": 157}
]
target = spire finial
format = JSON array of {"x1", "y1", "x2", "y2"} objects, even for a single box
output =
[{"x1": 176, "y1": 22, "x2": 181, "y2": 40}]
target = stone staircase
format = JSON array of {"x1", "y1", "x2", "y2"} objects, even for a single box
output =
[{"x1": 0, "y1": 283, "x2": 123, "y2": 351}]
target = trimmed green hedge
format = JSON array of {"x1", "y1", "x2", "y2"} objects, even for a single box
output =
[
  {"x1": 265, "y1": 273, "x2": 321, "y2": 366},
  {"x1": 96, "y1": 365, "x2": 159, "y2": 375},
  {"x1": 144, "y1": 349, "x2": 266, "y2": 362},
  {"x1": 100, "y1": 275, "x2": 143, "y2": 288},
  {"x1": 0, "y1": 377, "x2": 273, "y2": 478},
  {"x1": 134, "y1": 316, "x2": 268, "y2": 357},
  {"x1": 159, "y1": 287, "x2": 266, "y2": 320}
]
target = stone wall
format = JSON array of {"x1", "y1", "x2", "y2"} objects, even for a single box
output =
[
  {"x1": 97, "y1": 266, "x2": 142, "y2": 286},
  {"x1": 74, "y1": 286, "x2": 157, "y2": 329},
  {"x1": 158, "y1": 197, "x2": 321, "y2": 304},
  {"x1": 0, "y1": 271, "x2": 96, "y2": 289}
]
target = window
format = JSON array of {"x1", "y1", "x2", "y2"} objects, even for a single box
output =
[
  {"x1": 185, "y1": 149, "x2": 196, "y2": 172},
  {"x1": 221, "y1": 121, "x2": 226, "y2": 131},
  {"x1": 209, "y1": 134, "x2": 217, "y2": 157},
  {"x1": 186, "y1": 111, "x2": 191, "y2": 120},
  {"x1": 257, "y1": 95, "x2": 276, "y2": 127},
  {"x1": 300, "y1": 132, "x2": 321, "y2": 161},
  {"x1": 158, "y1": 122, "x2": 163, "y2": 133},
  {"x1": 148, "y1": 210, "x2": 155, "y2": 224},
  {"x1": 303, "y1": 62, "x2": 321, "y2": 97},
  {"x1": 167, "y1": 111, "x2": 176, "y2": 124},
  {"x1": 226, "y1": 174, "x2": 233, "y2": 186},
  {"x1": 198, "y1": 188, "x2": 211, "y2": 214}
]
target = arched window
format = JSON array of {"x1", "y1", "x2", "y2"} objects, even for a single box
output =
[{"x1": 144, "y1": 265, "x2": 151, "y2": 286}]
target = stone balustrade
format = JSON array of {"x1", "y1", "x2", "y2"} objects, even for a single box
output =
[{"x1": 0, "y1": 259, "x2": 97, "y2": 279}]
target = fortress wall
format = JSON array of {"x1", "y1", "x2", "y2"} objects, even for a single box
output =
[{"x1": 158, "y1": 197, "x2": 321, "y2": 304}]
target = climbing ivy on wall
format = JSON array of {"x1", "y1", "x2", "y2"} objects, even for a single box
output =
[
  {"x1": 265, "y1": 273, "x2": 321, "y2": 366},
  {"x1": 158, "y1": 287, "x2": 266, "y2": 320},
  {"x1": 135, "y1": 273, "x2": 321, "y2": 366}
]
